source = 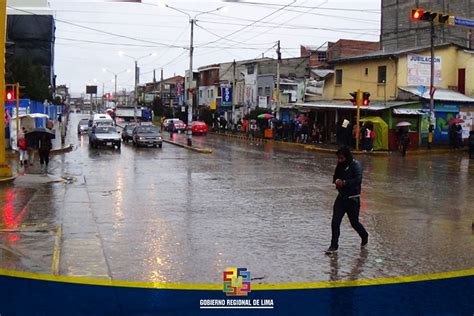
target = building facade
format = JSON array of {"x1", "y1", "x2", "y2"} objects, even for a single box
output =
[{"x1": 6, "y1": 0, "x2": 55, "y2": 87}]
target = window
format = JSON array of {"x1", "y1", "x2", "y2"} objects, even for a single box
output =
[
  {"x1": 335, "y1": 69, "x2": 342, "y2": 85},
  {"x1": 365, "y1": 68, "x2": 369, "y2": 76},
  {"x1": 378, "y1": 66, "x2": 387, "y2": 84},
  {"x1": 207, "y1": 90, "x2": 210, "y2": 98},
  {"x1": 265, "y1": 86, "x2": 271, "y2": 96},
  {"x1": 318, "y1": 51, "x2": 327, "y2": 62},
  {"x1": 258, "y1": 87, "x2": 263, "y2": 96},
  {"x1": 210, "y1": 89, "x2": 214, "y2": 98},
  {"x1": 247, "y1": 65, "x2": 255, "y2": 75},
  {"x1": 199, "y1": 90, "x2": 202, "y2": 98}
]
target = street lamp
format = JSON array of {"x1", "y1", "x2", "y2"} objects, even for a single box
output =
[
  {"x1": 102, "y1": 68, "x2": 130, "y2": 106},
  {"x1": 118, "y1": 51, "x2": 156, "y2": 122},
  {"x1": 164, "y1": 4, "x2": 224, "y2": 146}
]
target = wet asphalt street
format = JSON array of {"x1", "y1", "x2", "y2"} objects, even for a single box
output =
[{"x1": 1, "y1": 113, "x2": 473, "y2": 284}]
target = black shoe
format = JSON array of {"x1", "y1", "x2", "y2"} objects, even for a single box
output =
[
  {"x1": 325, "y1": 246, "x2": 338, "y2": 254},
  {"x1": 361, "y1": 236, "x2": 368, "y2": 248}
]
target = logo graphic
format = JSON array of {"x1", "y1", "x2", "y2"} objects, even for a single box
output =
[{"x1": 223, "y1": 268, "x2": 251, "y2": 296}]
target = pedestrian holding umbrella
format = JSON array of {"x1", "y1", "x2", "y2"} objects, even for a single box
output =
[
  {"x1": 25, "y1": 128, "x2": 55, "y2": 171},
  {"x1": 448, "y1": 118, "x2": 464, "y2": 125},
  {"x1": 257, "y1": 113, "x2": 273, "y2": 120},
  {"x1": 396, "y1": 121, "x2": 412, "y2": 127}
]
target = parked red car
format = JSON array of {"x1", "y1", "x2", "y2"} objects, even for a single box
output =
[{"x1": 190, "y1": 121, "x2": 208, "y2": 135}]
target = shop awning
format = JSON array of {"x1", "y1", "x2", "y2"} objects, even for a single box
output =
[
  {"x1": 399, "y1": 86, "x2": 474, "y2": 102},
  {"x1": 392, "y1": 108, "x2": 425, "y2": 115},
  {"x1": 296, "y1": 101, "x2": 416, "y2": 111}
]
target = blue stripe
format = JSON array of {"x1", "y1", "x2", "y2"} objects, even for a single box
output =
[{"x1": 0, "y1": 274, "x2": 473, "y2": 315}]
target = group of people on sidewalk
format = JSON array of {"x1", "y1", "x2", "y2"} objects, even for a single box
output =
[{"x1": 16, "y1": 123, "x2": 53, "y2": 175}]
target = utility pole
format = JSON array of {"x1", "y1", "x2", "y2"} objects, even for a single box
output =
[
  {"x1": 114, "y1": 74, "x2": 118, "y2": 103},
  {"x1": 134, "y1": 60, "x2": 138, "y2": 122},
  {"x1": 276, "y1": 40, "x2": 281, "y2": 119},
  {"x1": 232, "y1": 59, "x2": 236, "y2": 125},
  {"x1": 187, "y1": 17, "x2": 194, "y2": 146},
  {"x1": 160, "y1": 68, "x2": 164, "y2": 107}
]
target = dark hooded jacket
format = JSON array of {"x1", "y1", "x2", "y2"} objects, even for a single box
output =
[{"x1": 333, "y1": 148, "x2": 363, "y2": 198}]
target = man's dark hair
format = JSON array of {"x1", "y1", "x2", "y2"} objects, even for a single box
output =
[{"x1": 336, "y1": 146, "x2": 353, "y2": 162}]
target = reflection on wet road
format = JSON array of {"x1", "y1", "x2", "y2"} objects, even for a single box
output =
[{"x1": 1, "y1": 114, "x2": 473, "y2": 284}]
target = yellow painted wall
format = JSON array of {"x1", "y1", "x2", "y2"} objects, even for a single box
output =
[
  {"x1": 397, "y1": 45, "x2": 459, "y2": 90},
  {"x1": 332, "y1": 58, "x2": 398, "y2": 101},
  {"x1": 456, "y1": 50, "x2": 474, "y2": 97}
]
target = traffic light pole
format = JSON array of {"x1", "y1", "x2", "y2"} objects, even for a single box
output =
[
  {"x1": 355, "y1": 89, "x2": 362, "y2": 151},
  {"x1": 0, "y1": 0, "x2": 13, "y2": 179},
  {"x1": 15, "y1": 83, "x2": 20, "y2": 145},
  {"x1": 428, "y1": 21, "x2": 435, "y2": 149}
]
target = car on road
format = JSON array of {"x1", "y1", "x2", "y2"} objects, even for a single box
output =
[
  {"x1": 121, "y1": 123, "x2": 137, "y2": 143},
  {"x1": 132, "y1": 125, "x2": 163, "y2": 148},
  {"x1": 163, "y1": 118, "x2": 186, "y2": 133},
  {"x1": 89, "y1": 125, "x2": 121, "y2": 149},
  {"x1": 77, "y1": 119, "x2": 90, "y2": 134},
  {"x1": 189, "y1": 121, "x2": 208, "y2": 135}
]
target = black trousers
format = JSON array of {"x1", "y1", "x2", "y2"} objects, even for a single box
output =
[
  {"x1": 330, "y1": 196, "x2": 368, "y2": 249},
  {"x1": 39, "y1": 149, "x2": 50, "y2": 166}
]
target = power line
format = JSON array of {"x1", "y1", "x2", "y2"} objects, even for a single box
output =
[
  {"x1": 195, "y1": 0, "x2": 298, "y2": 48},
  {"x1": 8, "y1": 5, "x2": 186, "y2": 49}
]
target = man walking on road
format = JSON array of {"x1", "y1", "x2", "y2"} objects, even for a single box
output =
[{"x1": 326, "y1": 146, "x2": 369, "y2": 254}]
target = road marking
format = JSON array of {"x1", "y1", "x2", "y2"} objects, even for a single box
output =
[{"x1": 51, "y1": 225, "x2": 62, "y2": 276}]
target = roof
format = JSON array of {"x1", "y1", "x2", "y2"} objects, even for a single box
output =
[
  {"x1": 330, "y1": 43, "x2": 459, "y2": 63},
  {"x1": 302, "y1": 45, "x2": 328, "y2": 52},
  {"x1": 12, "y1": 113, "x2": 49, "y2": 119},
  {"x1": 295, "y1": 101, "x2": 417, "y2": 111},
  {"x1": 399, "y1": 86, "x2": 474, "y2": 102}
]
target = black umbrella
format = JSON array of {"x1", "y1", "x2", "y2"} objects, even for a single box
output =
[{"x1": 25, "y1": 128, "x2": 55, "y2": 148}]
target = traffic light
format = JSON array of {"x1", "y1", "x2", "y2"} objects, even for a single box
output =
[
  {"x1": 411, "y1": 8, "x2": 437, "y2": 21},
  {"x1": 411, "y1": 9, "x2": 424, "y2": 20},
  {"x1": 437, "y1": 13, "x2": 454, "y2": 25},
  {"x1": 349, "y1": 91, "x2": 357, "y2": 106},
  {"x1": 362, "y1": 92, "x2": 370, "y2": 106},
  {"x1": 411, "y1": 8, "x2": 453, "y2": 24},
  {"x1": 5, "y1": 89, "x2": 14, "y2": 101}
]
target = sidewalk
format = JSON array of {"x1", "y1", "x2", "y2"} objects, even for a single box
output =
[
  {"x1": 211, "y1": 131, "x2": 465, "y2": 156},
  {"x1": 1, "y1": 121, "x2": 73, "y2": 183}
]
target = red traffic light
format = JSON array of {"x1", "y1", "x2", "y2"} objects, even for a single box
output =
[
  {"x1": 5, "y1": 90, "x2": 15, "y2": 101},
  {"x1": 411, "y1": 9, "x2": 423, "y2": 20},
  {"x1": 362, "y1": 92, "x2": 370, "y2": 106}
]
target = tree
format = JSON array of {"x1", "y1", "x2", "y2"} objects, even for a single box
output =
[
  {"x1": 8, "y1": 56, "x2": 51, "y2": 102},
  {"x1": 199, "y1": 107, "x2": 214, "y2": 126},
  {"x1": 151, "y1": 96, "x2": 164, "y2": 116}
]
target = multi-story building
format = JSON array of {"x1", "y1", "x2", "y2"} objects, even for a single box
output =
[
  {"x1": 298, "y1": 43, "x2": 474, "y2": 148},
  {"x1": 6, "y1": 0, "x2": 55, "y2": 88},
  {"x1": 199, "y1": 57, "x2": 309, "y2": 123},
  {"x1": 381, "y1": 0, "x2": 474, "y2": 51},
  {"x1": 142, "y1": 75, "x2": 185, "y2": 107},
  {"x1": 301, "y1": 39, "x2": 380, "y2": 68}
]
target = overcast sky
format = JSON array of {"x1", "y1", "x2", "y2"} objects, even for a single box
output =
[{"x1": 48, "y1": 0, "x2": 381, "y2": 95}]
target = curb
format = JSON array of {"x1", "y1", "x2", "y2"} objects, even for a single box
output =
[
  {"x1": 304, "y1": 145, "x2": 390, "y2": 155},
  {"x1": 162, "y1": 139, "x2": 213, "y2": 154},
  {"x1": 8, "y1": 144, "x2": 74, "y2": 158},
  {"x1": 0, "y1": 176, "x2": 16, "y2": 183},
  {"x1": 51, "y1": 144, "x2": 74, "y2": 155},
  {"x1": 211, "y1": 132, "x2": 462, "y2": 156}
]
